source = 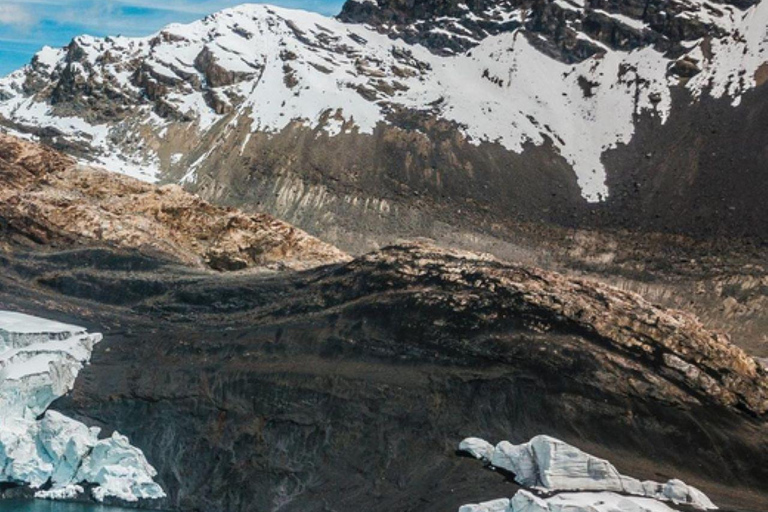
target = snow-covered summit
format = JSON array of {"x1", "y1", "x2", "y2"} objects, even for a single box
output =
[{"x1": 0, "y1": 0, "x2": 767, "y2": 201}]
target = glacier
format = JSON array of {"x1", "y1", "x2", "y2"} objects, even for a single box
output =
[
  {"x1": 460, "y1": 490, "x2": 682, "y2": 512},
  {"x1": 458, "y1": 435, "x2": 716, "y2": 512},
  {"x1": 0, "y1": 311, "x2": 165, "y2": 503}
]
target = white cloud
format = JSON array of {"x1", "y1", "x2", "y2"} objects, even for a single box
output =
[{"x1": 0, "y1": 4, "x2": 35, "y2": 26}]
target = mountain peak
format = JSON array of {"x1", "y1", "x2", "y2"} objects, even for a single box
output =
[{"x1": 1, "y1": 0, "x2": 768, "y2": 233}]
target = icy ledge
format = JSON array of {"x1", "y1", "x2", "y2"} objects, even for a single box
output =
[
  {"x1": 459, "y1": 490, "x2": 683, "y2": 512},
  {"x1": 0, "y1": 311, "x2": 165, "y2": 503},
  {"x1": 458, "y1": 435, "x2": 716, "y2": 512}
]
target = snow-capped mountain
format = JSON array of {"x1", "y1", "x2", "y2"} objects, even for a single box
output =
[{"x1": 1, "y1": 0, "x2": 767, "y2": 249}]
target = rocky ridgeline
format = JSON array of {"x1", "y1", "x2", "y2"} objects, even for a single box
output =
[
  {"x1": 355, "y1": 244, "x2": 768, "y2": 416},
  {"x1": 340, "y1": 0, "x2": 744, "y2": 65},
  {"x1": 0, "y1": 133, "x2": 350, "y2": 271}
]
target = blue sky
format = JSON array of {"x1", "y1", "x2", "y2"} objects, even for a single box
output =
[{"x1": 0, "y1": 0, "x2": 346, "y2": 76}]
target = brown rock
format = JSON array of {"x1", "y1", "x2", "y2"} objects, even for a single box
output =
[{"x1": 0, "y1": 133, "x2": 350, "y2": 271}]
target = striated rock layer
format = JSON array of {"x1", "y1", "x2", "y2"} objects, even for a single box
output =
[
  {"x1": 0, "y1": 241, "x2": 766, "y2": 511},
  {"x1": 0, "y1": 133, "x2": 349, "y2": 271}
]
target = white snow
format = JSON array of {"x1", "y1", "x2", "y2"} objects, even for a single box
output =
[
  {"x1": 686, "y1": 0, "x2": 768, "y2": 104},
  {"x1": 0, "y1": 311, "x2": 165, "y2": 503},
  {"x1": 458, "y1": 437, "x2": 494, "y2": 461},
  {"x1": 33, "y1": 46, "x2": 65, "y2": 69},
  {"x1": 592, "y1": 9, "x2": 648, "y2": 32}
]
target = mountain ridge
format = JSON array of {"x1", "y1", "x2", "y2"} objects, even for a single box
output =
[{"x1": 0, "y1": 0, "x2": 766, "y2": 250}]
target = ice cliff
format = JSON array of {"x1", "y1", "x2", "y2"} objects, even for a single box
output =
[
  {"x1": 458, "y1": 435, "x2": 716, "y2": 512},
  {"x1": 0, "y1": 311, "x2": 165, "y2": 503}
]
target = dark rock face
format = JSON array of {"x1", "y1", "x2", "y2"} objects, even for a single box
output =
[
  {"x1": 338, "y1": 0, "x2": 742, "y2": 61},
  {"x1": 194, "y1": 46, "x2": 257, "y2": 88},
  {"x1": 47, "y1": 39, "x2": 142, "y2": 123},
  {"x1": 186, "y1": 115, "x2": 589, "y2": 254},
  {"x1": 0, "y1": 243, "x2": 766, "y2": 511},
  {"x1": 599, "y1": 85, "x2": 768, "y2": 240}
]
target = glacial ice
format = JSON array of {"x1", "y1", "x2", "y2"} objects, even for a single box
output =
[
  {"x1": 460, "y1": 491, "x2": 681, "y2": 512},
  {"x1": 0, "y1": 311, "x2": 165, "y2": 503},
  {"x1": 459, "y1": 497, "x2": 510, "y2": 512},
  {"x1": 35, "y1": 484, "x2": 84, "y2": 500},
  {"x1": 459, "y1": 435, "x2": 716, "y2": 510},
  {"x1": 77, "y1": 431, "x2": 166, "y2": 503},
  {"x1": 0, "y1": 311, "x2": 100, "y2": 419},
  {"x1": 459, "y1": 437, "x2": 495, "y2": 461},
  {"x1": 495, "y1": 489, "x2": 678, "y2": 512}
]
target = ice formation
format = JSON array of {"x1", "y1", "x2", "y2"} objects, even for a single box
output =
[
  {"x1": 0, "y1": 311, "x2": 165, "y2": 503},
  {"x1": 461, "y1": 490, "x2": 680, "y2": 512},
  {"x1": 458, "y1": 435, "x2": 717, "y2": 511}
]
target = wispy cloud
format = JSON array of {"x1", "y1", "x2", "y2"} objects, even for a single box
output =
[{"x1": 0, "y1": 4, "x2": 35, "y2": 27}]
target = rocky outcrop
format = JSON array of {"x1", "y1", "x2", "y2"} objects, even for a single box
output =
[
  {"x1": 194, "y1": 46, "x2": 257, "y2": 88},
  {"x1": 338, "y1": 0, "x2": 739, "y2": 60},
  {"x1": 352, "y1": 244, "x2": 768, "y2": 416},
  {"x1": 0, "y1": 133, "x2": 350, "y2": 271}
]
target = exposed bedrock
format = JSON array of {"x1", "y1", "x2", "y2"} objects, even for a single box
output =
[
  {"x1": 0, "y1": 243, "x2": 765, "y2": 511},
  {"x1": 0, "y1": 133, "x2": 349, "y2": 271},
  {"x1": 185, "y1": 115, "x2": 588, "y2": 254}
]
